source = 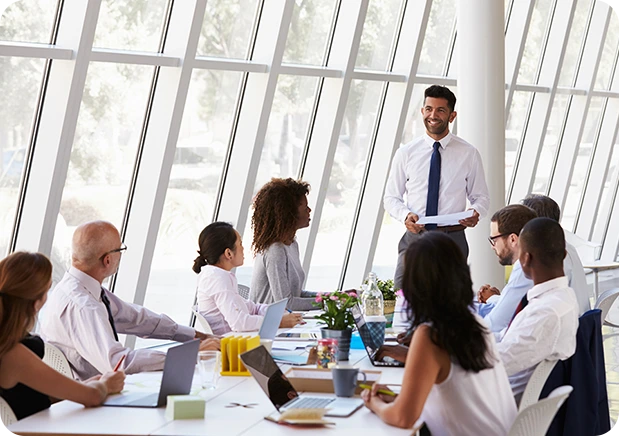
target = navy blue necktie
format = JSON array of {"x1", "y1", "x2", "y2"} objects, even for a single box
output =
[
  {"x1": 101, "y1": 289, "x2": 119, "y2": 342},
  {"x1": 425, "y1": 141, "x2": 442, "y2": 231}
]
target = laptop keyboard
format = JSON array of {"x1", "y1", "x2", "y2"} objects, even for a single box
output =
[{"x1": 287, "y1": 397, "x2": 334, "y2": 409}]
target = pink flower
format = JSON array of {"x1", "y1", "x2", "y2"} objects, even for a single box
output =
[
  {"x1": 348, "y1": 292, "x2": 357, "y2": 298},
  {"x1": 329, "y1": 295, "x2": 338, "y2": 301},
  {"x1": 315, "y1": 294, "x2": 323, "y2": 303},
  {"x1": 396, "y1": 289, "x2": 404, "y2": 297}
]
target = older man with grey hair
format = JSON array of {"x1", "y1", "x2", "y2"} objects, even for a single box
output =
[{"x1": 42, "y1": 220, "x2": 219, "y2": 380}]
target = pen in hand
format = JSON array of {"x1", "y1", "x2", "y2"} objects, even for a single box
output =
[
  {"x1": 113, "y1": 355, "x2": 126, "y2": 372},
  {"x1": 359, "y1": 383, "x2": 397, "y2": 397}
]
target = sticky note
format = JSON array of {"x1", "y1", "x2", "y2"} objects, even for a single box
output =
[{"x1": 165, "y1": 395, "x2": 205, "y2": 420}]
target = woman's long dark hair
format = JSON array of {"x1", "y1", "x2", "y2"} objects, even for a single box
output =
[
  {"x1": 192, "y1": 222, "x2": 238, "y2": 274},
  {"x1": 403, "y1": 232, "x2": 494, "y2": 372}
]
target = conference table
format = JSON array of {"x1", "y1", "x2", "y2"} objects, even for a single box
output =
[{"x1": 8, "y1": 319, "x2": 414, "y2": 435}]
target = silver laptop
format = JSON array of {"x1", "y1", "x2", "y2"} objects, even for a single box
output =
[
  {"x1": 103, "y1": 339, "x2": 199, "y2": 408},
  {"x1": 240, "y1": 345, "x2": 363, "y2": 417},
  {"x1": 258, "y1": 298, "x2": 288, "y2": 341}
]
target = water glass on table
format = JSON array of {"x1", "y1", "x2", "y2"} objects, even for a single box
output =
[{"x1": 197, "y1": 350, "x2": 221, "y2": 390}]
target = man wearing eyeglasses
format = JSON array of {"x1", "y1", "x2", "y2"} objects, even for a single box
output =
[
  {"x1": 41, "y1": 220, "x2": 220, "y2": 381},
  {"x1": 383, "y1": 85, "x2": 490, "y2": 290},
  {"x1": 477, "y1": 204, "x2": 537, "y2": 333}
]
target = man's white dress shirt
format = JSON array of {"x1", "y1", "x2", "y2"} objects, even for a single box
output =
[
  {"x1": 383, "y1": 132, "x2": 490, "y2": 223},
  {"x1": 41, "y1": 267, "x2": 195, "y2": 380},
  {"x1": 496, "y1": 276, "x2": 579, "y2": 396},
  {"x1": 197, "y1": 265, "x2": 267, "y2": 335}
]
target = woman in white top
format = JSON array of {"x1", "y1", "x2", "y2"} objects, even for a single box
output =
[
  {"x1": 193, "y1": 222, "x2": 302, "y2": 336},
  {"x1": 362, "y1": 232, "x2": 517, "y2": 435}
]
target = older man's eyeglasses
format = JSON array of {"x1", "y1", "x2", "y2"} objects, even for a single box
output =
[
  {"x1": 100, "y1": 243, "x2": 127, "y2": 260},
  {"x1": 487, "y1": 233, "x2": 510, "y2": 247}
]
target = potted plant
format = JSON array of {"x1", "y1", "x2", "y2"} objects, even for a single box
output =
[
  {"x1": 376, "y1": 278, "x2": 397, "y2": 328},
  {"x1": 313, "y1": 290, "x2": 359, "y2": 361}
]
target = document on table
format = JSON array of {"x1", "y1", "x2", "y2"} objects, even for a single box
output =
[{"x1": 417, "y1": 209, "x2": 474, "y2": 226}]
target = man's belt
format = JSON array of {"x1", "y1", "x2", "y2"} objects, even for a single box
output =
[{"x1": 429, "y1": 224, "x2": 466, "y2": 233}]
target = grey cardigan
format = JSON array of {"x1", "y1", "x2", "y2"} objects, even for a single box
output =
[{"x1": 249, "y1": 240, "x2": 316, "y2": 311}]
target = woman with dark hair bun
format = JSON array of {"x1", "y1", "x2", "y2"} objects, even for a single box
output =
[
  {"x1": 362, "y1": 232, "x2": 516, "y2": 434},
  {"x1": 249, "y1": 178, "x2": 316, "y2": 311},
  {"x1": 194, "y1": 222, "x2": 302, "y2": 336}
]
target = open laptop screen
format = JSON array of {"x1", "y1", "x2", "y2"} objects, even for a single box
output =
[{"x1": 240, "y1": 346, "x2": 299, "y2": 410}]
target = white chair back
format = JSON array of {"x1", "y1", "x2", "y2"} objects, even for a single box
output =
[
  {"x1": 192, "y1": 305, "x2": 213, "y2": 335},
  {"x1": 518, "y1": 359, "x2": 559, "y2": 411},
  {"x1": 564, "y1": 230, "x2": 601, "y2": 262},
  {"x1": 237, "y1": 284, "x2": 250, "y2": 300},
  {"x1": 508, "y1": 385, "x2": 573, "y2": 436},
  {"x1": 595, "y1": 288, "x2": 619, "y2": 328},
  {"x1": 0, "y1": 396, "x2": 17, "y2": 426},
  {"x1": 43, "y1": 342, "x2": 73, "y2": 378}
]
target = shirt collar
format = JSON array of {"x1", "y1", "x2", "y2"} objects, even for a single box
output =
[
  {"x1": 67, "y1": 266, "x2": 104, "y2": 300},
  {"x1": 424, "y1": 131, "x2": 452, "y2": 149},
  {"x1": 527, "y1": 276, "x2": 569, "y2": 300}
]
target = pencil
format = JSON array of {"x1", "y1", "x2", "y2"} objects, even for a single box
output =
[
  {"x1": 113, "y1": 355, "x2": 126, "y2": 372},
  {"x1": 359, "y1": 383, "x2": 397, "y2": 397}
]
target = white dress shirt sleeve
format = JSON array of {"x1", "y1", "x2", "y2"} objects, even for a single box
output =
[
  {"x1": 384, "y1": 148, "x2": 414, "y2": 223},
  {"x1": 495, "y1": 306, "x2": 561, "y2": 376},
  {"x1": 65, "y1": 300, "x2": 167, "y2": 376},
  {"x1": 106, "y1": 291, "x2": 195, "y2": 342},
  {"x1": 211, "y1": 290, "x2": 265, "y2": 332},
  {"x1": 466, "y1": 149, "x2": 490, "y2": 219},
  {"x1": 482, "y1": 267, "x2": 532, "y2": 333}
]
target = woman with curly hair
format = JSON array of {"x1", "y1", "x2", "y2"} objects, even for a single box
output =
[{"x1": 249, "y1": 178, "x2": 316, "y2": 311}]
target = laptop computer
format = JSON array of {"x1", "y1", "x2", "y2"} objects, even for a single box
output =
[
  {"x1": 240, "y1": 345, "x2": 364, "y2": 417},
  {"x1": 103, "y1": 339, "x2": 200, "y2": 408},
  {"x1": 352, "y1": 305, "x2": 404, "y2": 368},
  {"x1": 258, "y1": 298, "x2": 288, "y2": 341}
]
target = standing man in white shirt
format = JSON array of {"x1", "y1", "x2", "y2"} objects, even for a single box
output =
[
  {"x1": 384, "y1": 85, "x2": 490, "y2": 289},
  {"x1": 41, "y1": 220, "x2": 220, "y2": 380},
  {"x1": 520, "y1": 194, "x2": 590, "y2": 314},
  {"x1": 495, "y1": 217, "x2": 579, "y2": 400}
]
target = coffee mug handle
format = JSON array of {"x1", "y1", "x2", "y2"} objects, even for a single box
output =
[{"x1": 358, "y1": 371, "x2": 367, "y2": 384}]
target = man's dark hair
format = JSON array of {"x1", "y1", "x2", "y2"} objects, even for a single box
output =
[
  {"x1": 521, "y1": 194, "x2": 561, "y2": 222},
  {"x1": 490, "y1": 204, "x2": 537, "y2": 236},
  {"x1": 424, "y1": 85, "x2": 457, "y2": 112},
  {"x1": 520, "y1": 217, "x2": 566, "y2": 269}
]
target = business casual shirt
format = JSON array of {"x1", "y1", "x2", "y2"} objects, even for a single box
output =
[
  {"x1": 197, "y1": 265, "x2": 267, "y2": 335},
  {"x1": 41, "y1": 267, "x2": 195, "y2": 380},
  {"x1": 478, "y1": 260, "x2": 534, "y2": 333},
  {"x1": 496, "y1": 276, "x2": 579, "y2": 396},
  {"x1": 383, "y1": 132, "x2": 490, "y2": 223},
  {"x1": 564, "y1": 242, "x2": 590, "y2": 315}
]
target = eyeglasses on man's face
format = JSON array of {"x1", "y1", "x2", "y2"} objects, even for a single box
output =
[
  {"x1": 100, "y1": 243, "x2": 127, "y2": 260},
  {"x1": 487, "y1": 233, "x2": 510, "y2": 247}
]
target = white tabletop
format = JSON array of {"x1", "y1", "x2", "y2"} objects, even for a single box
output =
[{"x1": 8, "y1": 337, "x2": 408, "y2": 435}]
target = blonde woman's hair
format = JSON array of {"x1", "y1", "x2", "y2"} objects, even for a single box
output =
[{"x1": 0, "y1": 252, "x2": 52, "y2": 359}]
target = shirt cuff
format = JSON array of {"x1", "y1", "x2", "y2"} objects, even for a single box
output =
[
  {"x1": 174, "y1": 325, "x2": 197, "y2": 342},
  {"x1": 487, "y1": 294, "x2": 500, "y2": 305}
]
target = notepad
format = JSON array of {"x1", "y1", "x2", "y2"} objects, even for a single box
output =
[
  {"x1": 265, "y1": 408, "x2": 335, "y2": 426},
  {"x1": 271, "y1": 354, "x2": 309, "y2": 365}
]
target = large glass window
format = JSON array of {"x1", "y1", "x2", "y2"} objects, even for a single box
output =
[
  {"x1": 561, "y1": 97, "x2": 605, "y2": 230},
  {"x1": 93, "y1": 0, "x2": 168, "y2": 52},
  {"x1": 594, "y1": 12, "x2": 619, "y2": 91},
  {"x1": 517, "y1": 0, "x2": 553, "y2": 84},
  {"x1": 418, "y1": 0, "x2": 457, "y2": 76},
  {"x1": 355, "y1": 0, "x2": 402, "y2": 71},
  {"x1": 197, "y1": 0, "x2": 259, "y2": 59},
  {"x1": 0, "y1": 0, "x2": 57, "y2": 43},
  {"x1": 506, "y1": 91, "x2": 532, "y2": 189},
  {"x1": 592, "y1": 133, "x2": 619, "y2": 245},
  {"x1": 306, "y1": 80, "x2": 384, "y2": 290},
  {"x1": 532, "y1": 94, "x2": 569, "y2": 193},
  {"x1": 50, "y1": 63, "x2": 153, "y2": 278},
  {"x1": 282, "y1": 0, "x2": 336, "y2": 66},
  {"x1": 0, "y1": 57, "x2": 46, "y2": 258},
  {"x1": 140, "y1": 70, "x2": 243, "y2": 333},
  {"x1": 557, "y1": 0, "x2": 592, "y2": 87}
]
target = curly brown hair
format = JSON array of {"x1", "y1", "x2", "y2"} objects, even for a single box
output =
[{"x1": 252, "y1": 178, "x2": 310, "y2": 254}]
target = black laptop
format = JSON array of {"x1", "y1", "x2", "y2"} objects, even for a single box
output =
[{"x1": 352, "y1": 305, "x2": 404, "y2": 368}]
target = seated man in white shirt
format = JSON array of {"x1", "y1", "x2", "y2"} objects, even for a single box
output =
[
  {"x1": 477, "y1": 204, "x2": 537, "y2": 333},
  {"x1": 521, "y1": 194, "x2": 590, "y2": 314},
  {"x1": 495, "y1": 217, "x2": 579, "y2": 399},
  {"x1": 41, "y1": 220, "x2": 220, "y2": 380}
]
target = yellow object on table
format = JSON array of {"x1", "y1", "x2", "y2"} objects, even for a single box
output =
[{"x1": 221, "y1": 335, "x2": 260, "y2": 376}]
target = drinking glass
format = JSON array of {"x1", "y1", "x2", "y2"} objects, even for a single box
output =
[{"x1": 197, "y1": 350, "x2": 221, "y2": 390}]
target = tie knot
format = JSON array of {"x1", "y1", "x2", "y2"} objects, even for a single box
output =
[{"x1": 433, "y1": 141, "x2": 441, "y2": 151}]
